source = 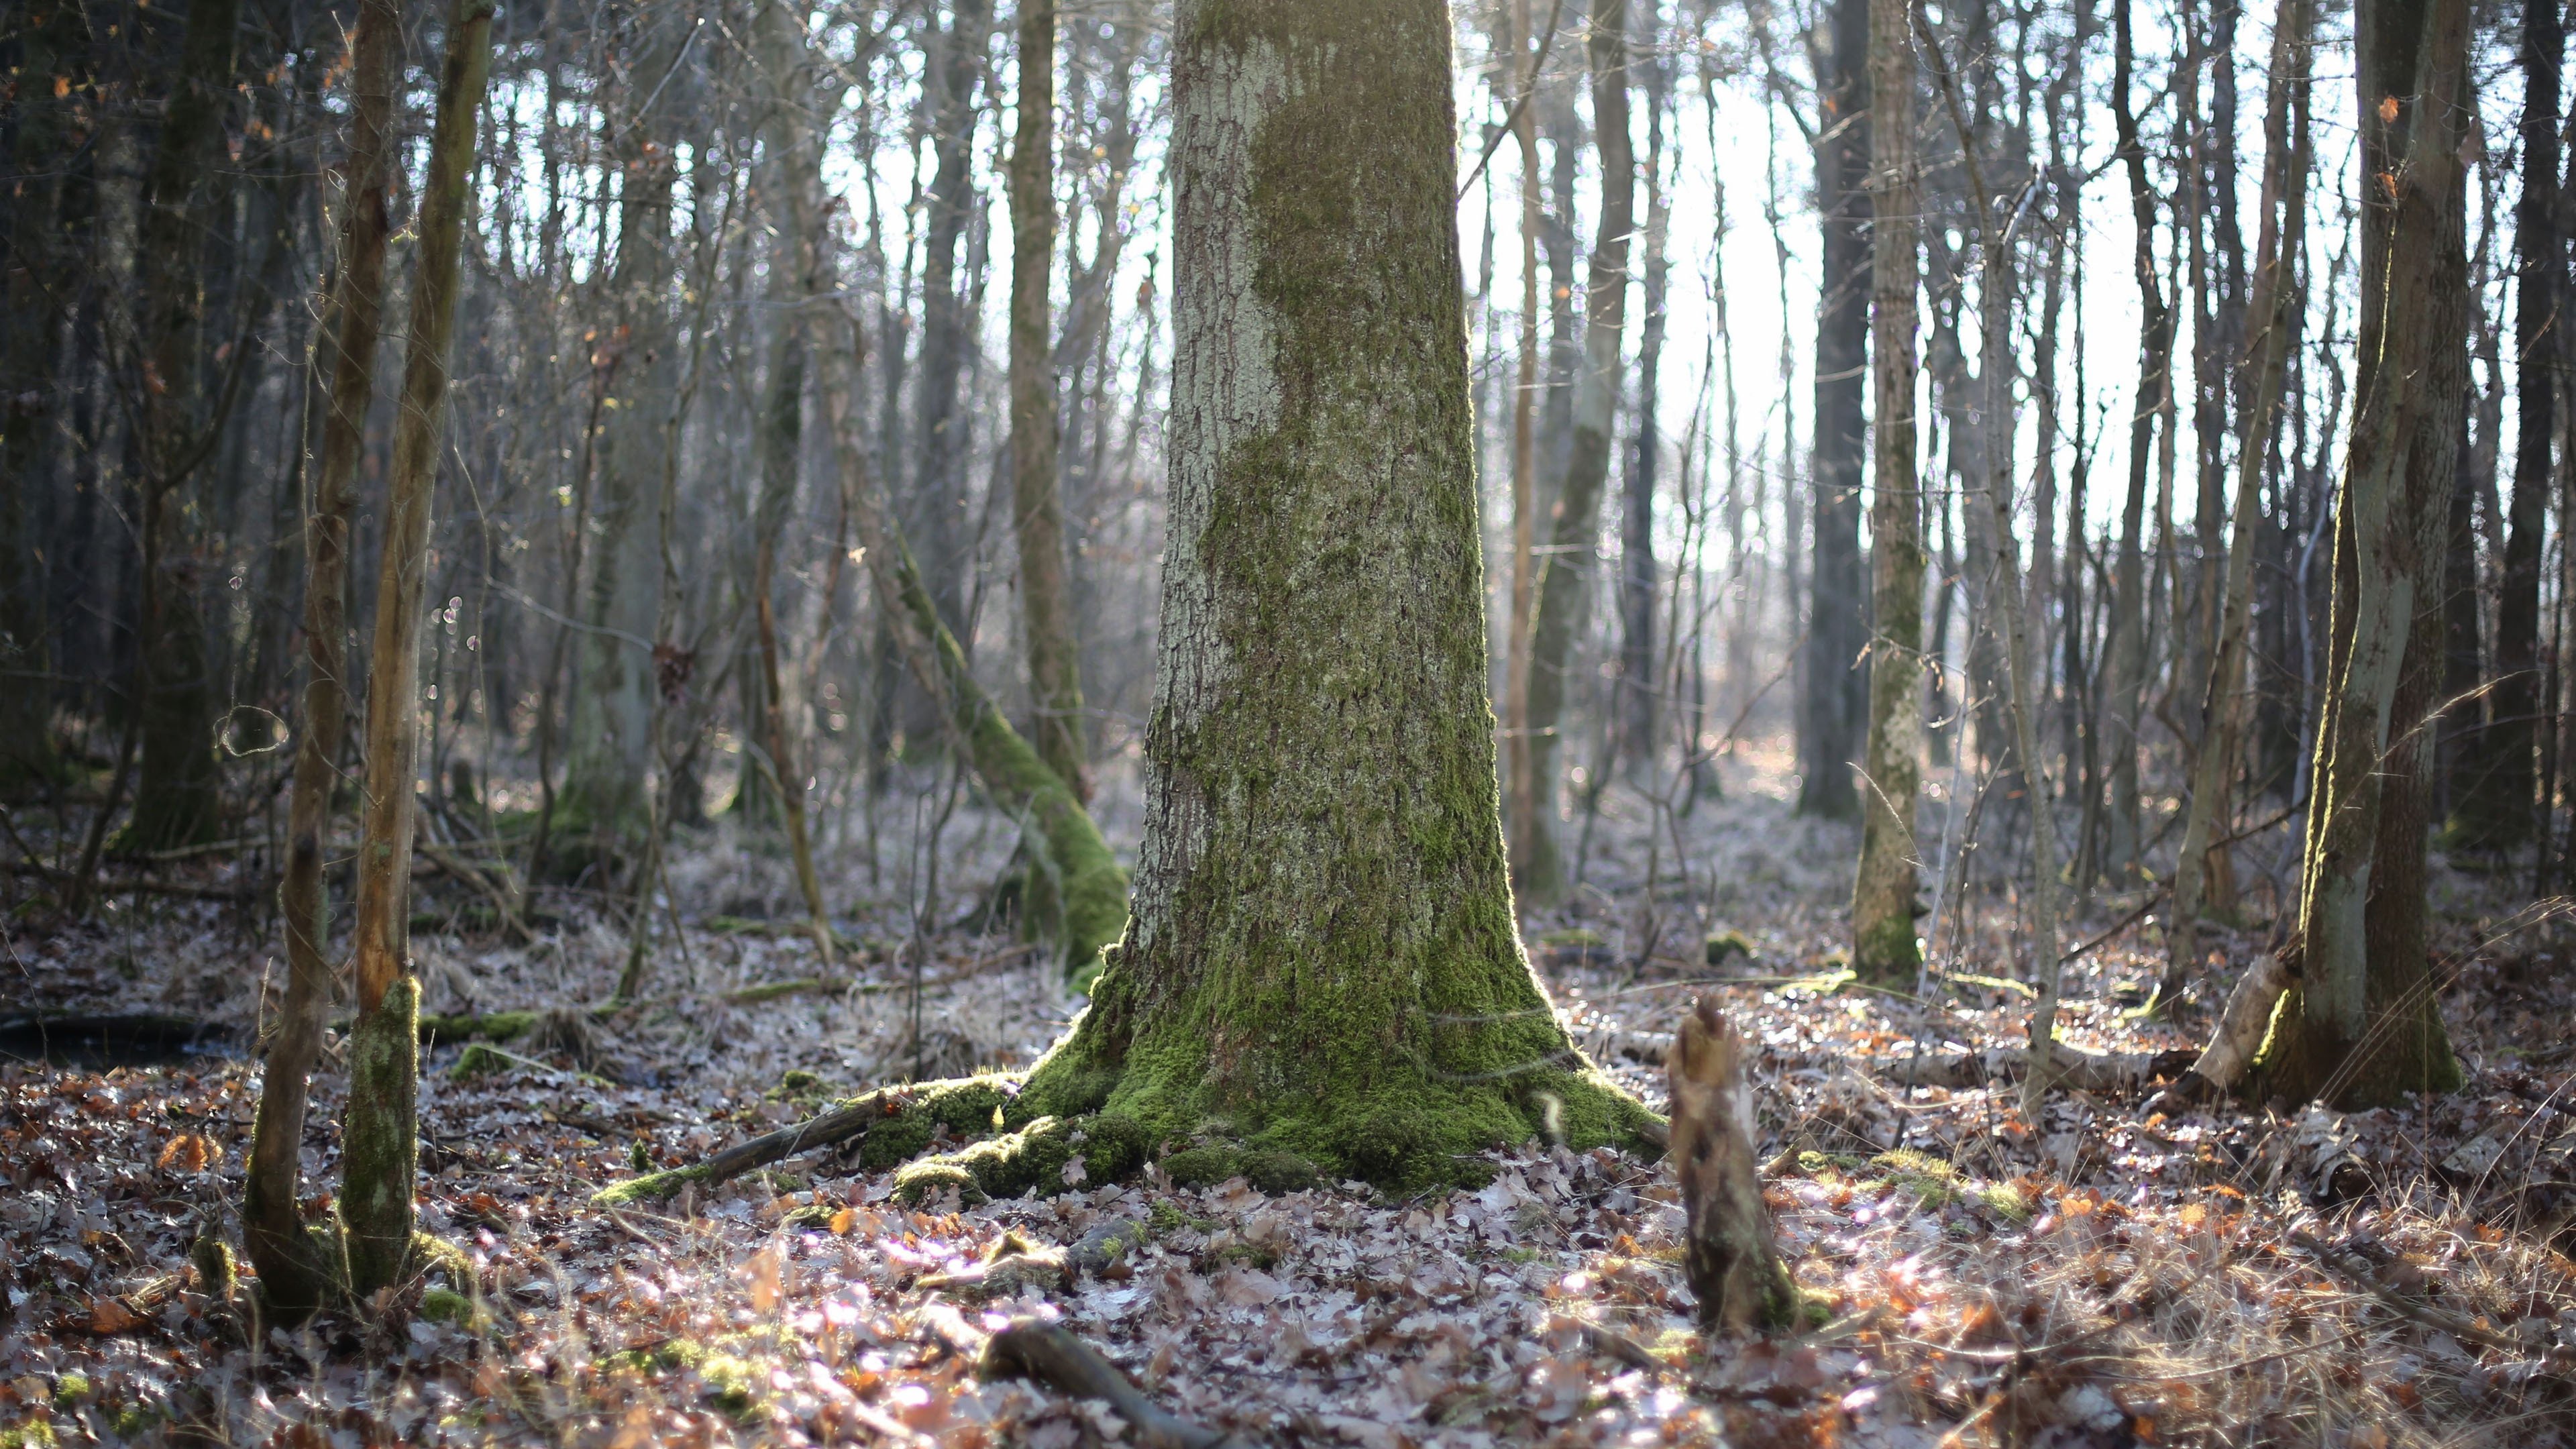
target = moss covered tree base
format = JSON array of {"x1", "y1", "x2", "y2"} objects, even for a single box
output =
[
  {"x1": 2249, "y1": 981, "x2": 2463, "y2": 1109},
  {"x1": 339, "y1": 977, "x2": 421, "y2": 1299}
]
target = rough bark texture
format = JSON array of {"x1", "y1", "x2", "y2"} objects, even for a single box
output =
[
  {"x1": 2456, "y1": 0, "x2": 2563, "y2": 849},
  {"x1": 1010, "y1": 0, "x2": 1093, "y2": 806},
  {"x1": 244, "y1": 0, "x2": 404, "y2": 1318},
  {"x1": 2255, "y1": 0, "x2": 2469, "y2": 1108},
  {"x1": 912, "y1": 0, "x2": 998, "y2": 655},
  {"x1": 1799, "y1": 0, "x2": 1872, "y2": 822},
  {"x1": 337, "y1": 0, "x2": 494, "y2": 1299},
  {"x1": 1849, "y1": 0, "x2": 1923, "y2": 985},
  {"x1": 1004, "y1": 0, "x2": 1654, "y2": 1190},
  {"x1": 123, "y1": 0, "x2": 244, "y2": 852},
  {"x1": 2165, "y1": 0, "x2": 2309, "y2": 1003},
  {"x1": 1519, "y1": 0, "x2": 1635, "y2": 908}
]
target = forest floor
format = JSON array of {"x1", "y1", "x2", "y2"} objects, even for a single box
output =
[{"x1": 5, "y1": 743, "x2": 2576, "y2": 1448}]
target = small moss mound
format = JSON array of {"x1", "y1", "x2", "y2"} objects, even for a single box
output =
[
  {"x1": 191, "y1": 1234, "x2": 235, "y2": 1298},
  {"x1": 420, "y1": 1287, "x2": 476, "y2": 1326}
]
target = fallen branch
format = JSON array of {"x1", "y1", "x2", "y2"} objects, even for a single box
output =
[
  {"x1": 592, "y1": 1083, "x2": 916, "y2": 1205},
  {"x1": 1880, "y1": 1042, "x2": 2198, "y2": 1094},
  {"x1": 4, "y1": 859, "x2": 253, "y2": 902},
  {"x1": 979, "y1": 1320, "x2": 1252, "y2": 1449}
]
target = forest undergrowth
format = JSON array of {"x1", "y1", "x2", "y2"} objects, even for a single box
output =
[{"x1": 5, "y1": 749, "x2": 2575, "y2": 1448}]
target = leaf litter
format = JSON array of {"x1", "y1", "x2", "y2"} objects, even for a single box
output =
[{"x1": 4, "y1": 754, "x2": 2576, "y2": 1446}]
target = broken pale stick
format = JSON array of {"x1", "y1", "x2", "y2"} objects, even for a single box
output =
[{"x1": 980, "y1": 1320, "x2": 1252, "y2": 1449}]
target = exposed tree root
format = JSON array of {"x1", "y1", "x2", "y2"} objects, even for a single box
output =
[{"x1": 979, "y1": 1320, "x2": 1252, "y2": 1449}]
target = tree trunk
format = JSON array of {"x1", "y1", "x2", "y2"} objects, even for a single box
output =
[
  {"x1": 0, "y1": 1, "x2": 80, "y2": 796},
  {"x1": 1799, "y1": 0, "x2": 1872, "y2": 822},
  {"x1": 1518, "y1": 0, "x2": 1635, "y2": 909},
  {"x1": 2102, "y1": 0, "x2": 2177, "y2": 883},
  {"x1": 911, "y1": 0, "x2": 998, "y2": 661},
  {"x1": 767, "y1": 18, "x2": 1126, "y2": 985},
  {"x1": 561, "y1": 7, "x2": 686, "y2": 870},
  {"x1": 2253, "y1": 0, "x2": 2469, "y2": 1109},
  {"x1": 242, "y1": 0, "x2": 403, "y2": 1320},
  {"x1": 1619, "y1": 4, "x2": 1670, "y2": 780},
  {"x1": 123, "y1": 0, "x2": 245, "y2": 852},
  {"x1": 753, "y1": 241, "x2": 833, "y2": 969},
  {"x1": 1008, "y1": 0, "x2": 1654, "y2": 1188},
  {"x1": 2163, "y1": 0, "x2": 2310, "y2": 1006},
  {"x1": 336, "y1": 0, "x2": 494, "y2": 1300},
  {"x1": 1504, "y1": 0, "x2": 1542, "y2": 908},
  {"x1": 2457, "y1": 0, "x2": 2561, "y2": 850},
  {"x1": 1010, "y1": 0, "x2": 1092, "y2": 806},
  {"x1": 1850, "y1": 0, "x2": 1924, "y2": 985}
]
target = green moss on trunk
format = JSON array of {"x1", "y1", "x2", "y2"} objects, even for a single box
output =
[{"x1": 339, "y1": 975, "x2": 420, "y2": 1297}]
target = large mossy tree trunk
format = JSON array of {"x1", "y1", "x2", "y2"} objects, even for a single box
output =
[
  {"x1": 1848, "y1": 0, "x2": 1923, "y2": 987},
  {"x1": 1796, "y1": 0, "x2": 1872, "y2": 824},
  {"x1": 337, "y1": 0, "x2": 494, "y2": 1300},
  {"x1": 2253, "y1": 0, "x2": 2469, "y2": 1109},
  {"x1": 123, "y1": 0, "x2": 245, "y2": 853},
  {"x1": 244, "y1": 0, "x2": 404, "y2": 1319},
  {"x1": 1008, "y1": 0, "x2": 1655, "y2": 1190}
]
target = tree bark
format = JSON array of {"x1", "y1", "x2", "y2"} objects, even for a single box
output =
[
  {"x1": 337, "y1": 0, "x2": 495, "y2": 1300},
  {"x1": 765, "y1": 17, "x2": 1127, "y2": 985},
  {"x1": 1009, "y1": 0, "x2": 1093, "y2": 806},
  {"x1": 1619, "y1": 3, "x2": 1670, "y2": 778},
  {"x1": 1504, "y1": 0, "x2": 1542, "y2": 905},
  {"x1": 1849, "y1": 0, "x2": 1923, "y2": 985},
  {"x1": 1518, "y1": 0, "x2": 1636, "y2": 909},
  {"x1": 2101, "y1": 0, "x2": 2178, "y2": 883},
  {"x1": 123, "y1": 0, "x2": 245, "y2": 852},
  {"x1": 1007, "y1": 0, "x2": 1655, "y2": 1187},
  {"x1": 561, "y1": 7, "x2": 686, "y2": 868},
  {"x1": 2164, "y1": 0, "x2": 2310, "y2": 1006},
  {"x1": 2254, "y1": 0, "x2": 2469, "y2": 1108},
  {"x1": 243, "y1": 0, "x2": 404, "y2": 1320},
  {"x1": 2455, "y1": 0, "x2": 2562, "y2": 849},
  {"x1": 1798, "y1": 0, "x2": 1873, "y2": 822}
]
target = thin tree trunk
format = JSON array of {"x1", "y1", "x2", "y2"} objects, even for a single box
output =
[
  {"x1": 1505, "y1": 0, "x2": 1542, "y2": 900},
  {"x1": 769, "y1": 19, "x2": 1125, "y2": 984},
  {"x1": 2102, "y1": 0, "x2": 2177, "y2": 883},
  {"x1": 2163, "y1": 0, "x2": 2310, "y2": 1008},
  {"x1": 1619, "y1": 3, "x2": 1670, "y2": 779},
  {"x1": 2459, "y1": 0, "x2": 2562, "y2": 850},
  {"x1": 241, "y1": 0, "x2": 403, "y2": 1320},
  {"x1": 337, "y1": 0, "x2": 495, "y2": 1299},
  {"x1": 1799, "y1": 0, "x2": 1873, "y2": 822},
  {"x1": 1519, "y1": 0, "x2": 1635, "y2": 908},
  {"x1": 123, "y1": 0, "x2": 246, "y2": 852},
  {"x1": 1009, "y1": 0, "x2": 1091, "y2": 804},
  {"x1": 1850, "y1": 0, "x2": 1923, "y2": 984}
]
